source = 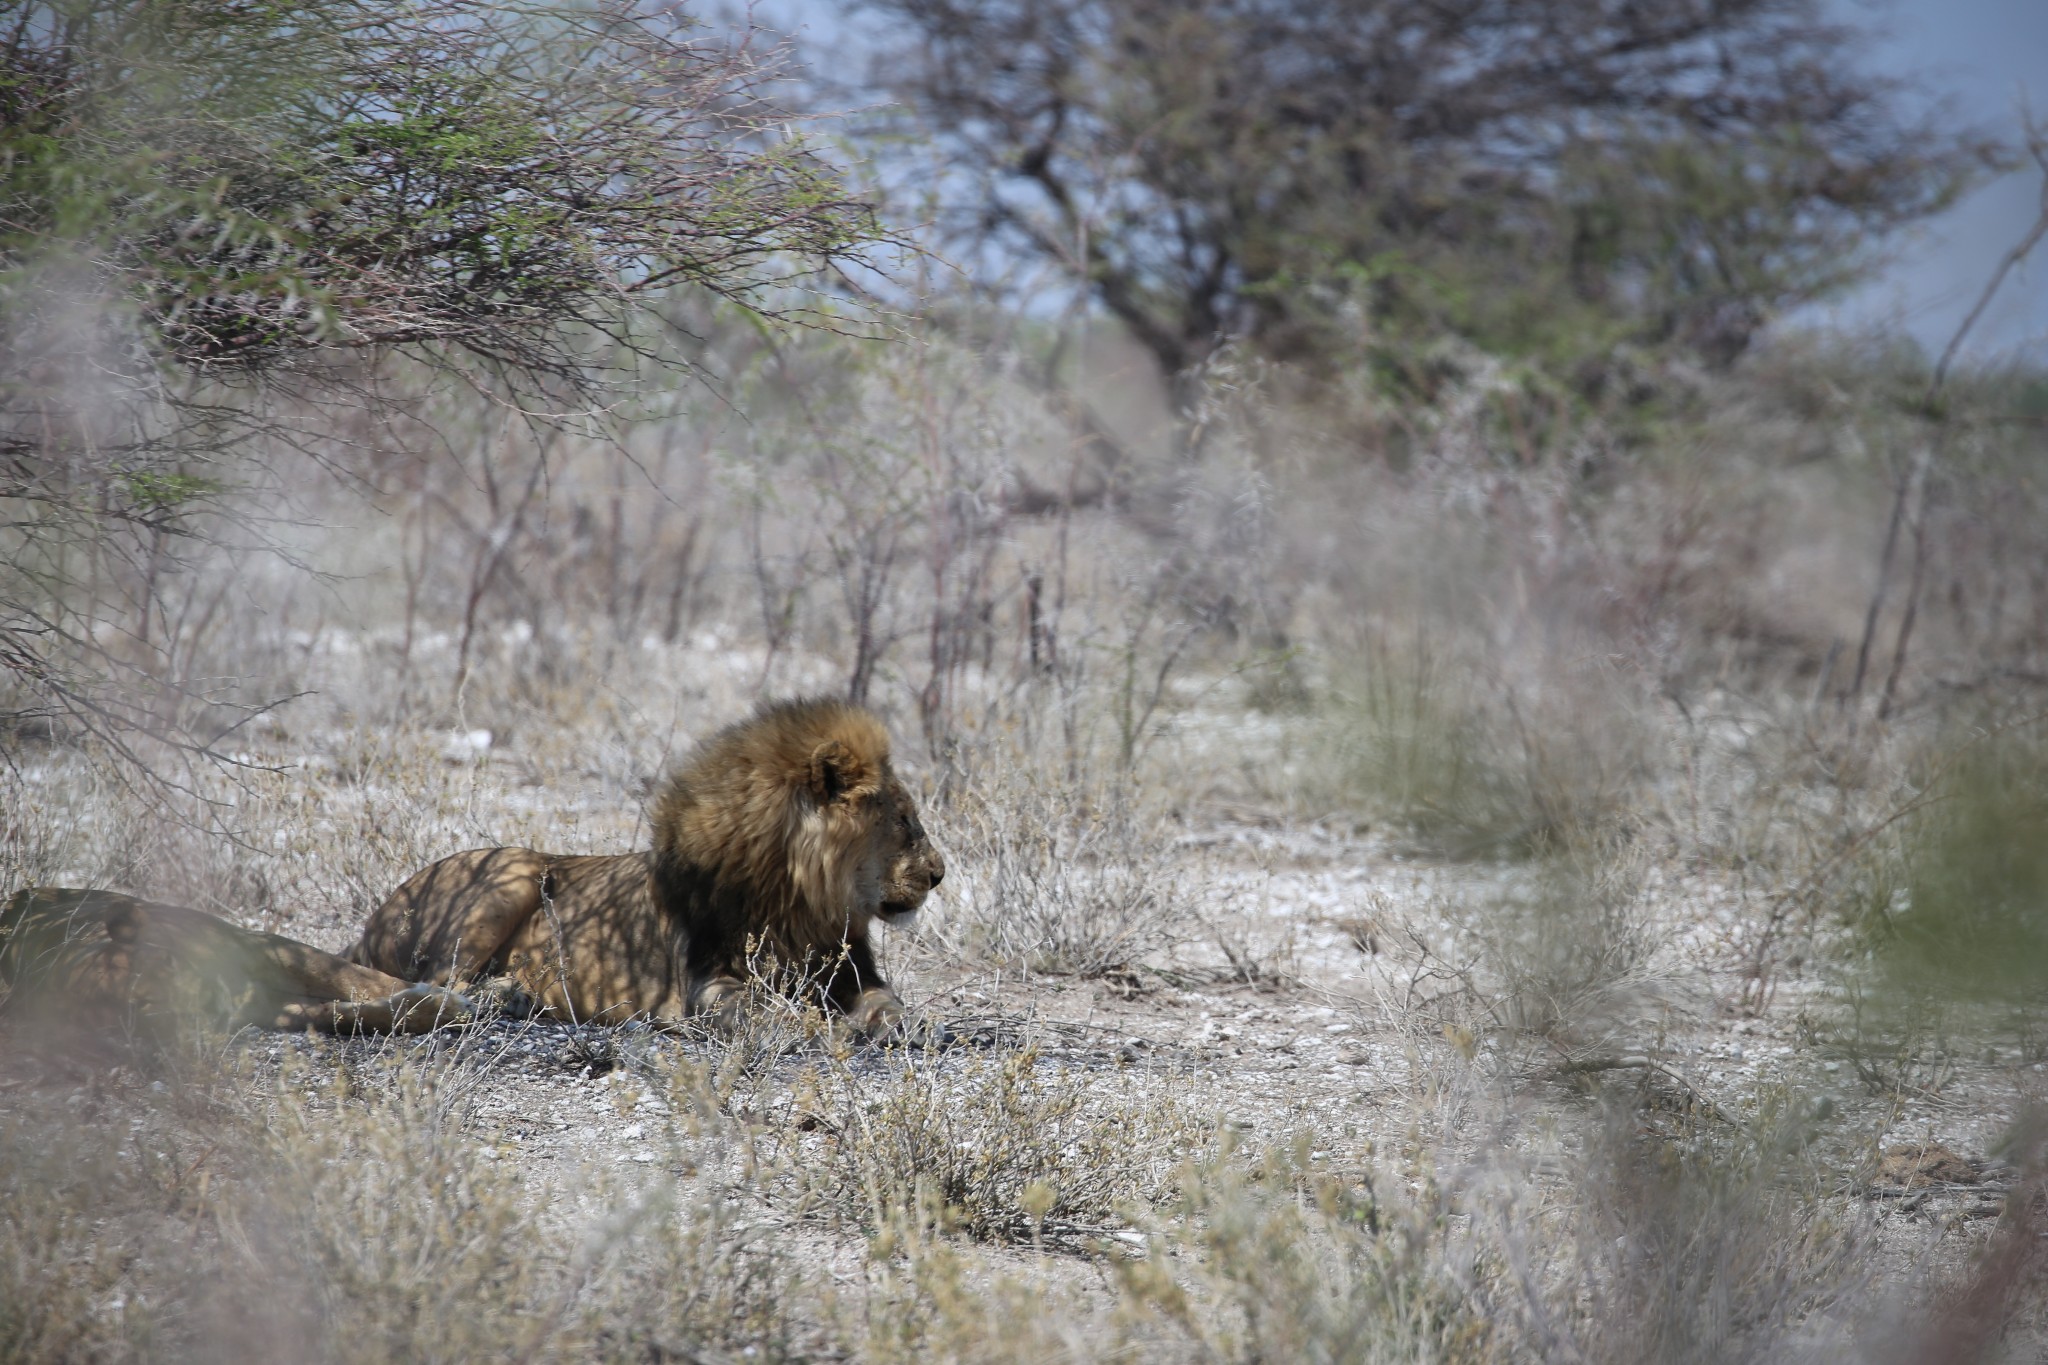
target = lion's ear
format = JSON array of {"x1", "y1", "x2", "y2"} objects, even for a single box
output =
[{"x1": 807, "y1": 739, "x2": 873, "y2": 804}]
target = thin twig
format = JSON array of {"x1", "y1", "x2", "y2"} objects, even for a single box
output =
[
  {"x1": 1876, "y1": 496, "x2": 1930, "y2": 721},
  {"x1": 1848, "y1": 116, "x2": 2048, "y2": 716},
  {"x1": 1926, "y1": 122, "x2": 2048, "y2": 406}
]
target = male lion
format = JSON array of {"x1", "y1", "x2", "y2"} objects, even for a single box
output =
[
  {"x1": 349, "y1": 697, "x2": 944, "y2": 1034},
  {"x1": 0, "y1": 887, "x2": 475, "y2": 1036}
]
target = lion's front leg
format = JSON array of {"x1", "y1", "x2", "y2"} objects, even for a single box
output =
[
  {"x1": 823, "y1": 935, "x2": 909, "y2": 1039},
  {"x1": 467, "y1": 974, "x2": 543, "y2": 1019},
  {"x1": 686, "y1": 971, "x2": 749, "y2": 1027},
  {"x1": 845, "y1": 985, "x2": 905, "y2": 1036}
]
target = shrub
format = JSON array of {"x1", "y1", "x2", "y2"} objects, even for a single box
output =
[{"x1": 783, "y1": 1044, "x2": 1211, "y2": 1247}]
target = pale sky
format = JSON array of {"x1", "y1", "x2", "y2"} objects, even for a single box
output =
[{"x1": 1813, "y1": 0, "x2": 2048, "y2": 362}]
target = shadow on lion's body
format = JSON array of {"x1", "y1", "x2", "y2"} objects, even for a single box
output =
[
  {"x1": 349, "y1": 697, "x2": 944, "y2": 1033},
  {"x1": 0, "y1": 887, "x2": 473, "y2": 1037}
]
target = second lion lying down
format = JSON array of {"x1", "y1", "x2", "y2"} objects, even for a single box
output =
[{"x1": 350, "y1": 697, "x2": 944, "y2": 1035}]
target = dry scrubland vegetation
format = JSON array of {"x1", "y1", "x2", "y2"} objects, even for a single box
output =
[
  {"x1": 8, "y1": 325, "x2": 2048, "y2": 1362},
  {"x1": 6, "y1": 1, "x2": 2048, "y2": 1361}
]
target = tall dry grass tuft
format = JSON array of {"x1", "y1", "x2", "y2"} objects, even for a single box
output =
[
  {"x1": 1473, "y1": 831, "x2": 1664, "y2": 1047},
  {"x1": 1324, "y1": 625, "x2": 1653, "y2": 856},
  {"x1": 1487, "y1": 1113, "x2": 1879, "y2": 1365},
  {"x1": 0, "y1": 1039, "x2": 821, "y2": 1364},
  {"x1": 782, "y1": 1043, "x2": 1212, "y2": 1248},
  {"x1": 1862, "y1": 718, "x2": 2048, "y2": 1029},
  {"x1": 931, "y1": 767, "x2": 1182, "y2": 976},
  {"x1": 0, "y1": 1091, "x2": 178, "y2": 1360},
  {"x1": 1117, "y1": 1141, "x2": 1498, "y2": 1363}
]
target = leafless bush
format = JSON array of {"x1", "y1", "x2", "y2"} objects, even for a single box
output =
[
  {"x1": 1326, "y1": 624, "x2": 1653, "y2": 857},
  {"x1": 1487, "y1": 1115, "x2": 1879, "y2": 1365},
  {"x1": 1357, "y1": 840, "x2": 1662, "y2": 1071},
  {"x1": 0, "y1": 762, "x2": 92, "y2": 892},
  {"x1": 930, "y1": 768, "x2": 1181, "y2": 976},
  {"x1": 1472, "y1": 834, "x2": 1664, "y2": 1048}
]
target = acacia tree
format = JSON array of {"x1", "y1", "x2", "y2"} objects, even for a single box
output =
[
  {"x1": 857, "y1": 0, "x2": 1991, "y2": 389},
  {"x1": 0, "y1": 0, "x2": 879, "y2": 775}
]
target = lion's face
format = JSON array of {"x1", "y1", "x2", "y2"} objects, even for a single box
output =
[{"x1": 868, "y1": 777, "x2": 944, "y2": 926}]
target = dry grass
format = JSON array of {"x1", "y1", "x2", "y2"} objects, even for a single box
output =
[
  {"x1": 5, "y1": 326, "x2": 2048, "y2": 1361},
  {"x1": 932, "y1": 769, "x2": 1183, "y2": 977},
  {"x1": 1323, "y1": 626, "x2": 1653, "y2": 858},
  {"x1": 1116, "y1": 1141, "x2": 1499, "y2": 1363},
  {"x1": 0, "y1": 1043, "x2": 815, "y2": 1364},
  {"x1": 780, "y1": 1043, "x2": 1213, "y2": 1247}
]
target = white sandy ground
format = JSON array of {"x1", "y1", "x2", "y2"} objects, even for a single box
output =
[{"x1": 200, "y1": 809, "x2": 2033, "y2": 1312}]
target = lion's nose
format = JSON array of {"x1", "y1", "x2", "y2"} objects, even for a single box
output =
[{"x1": 928, "y1": 860, "x2": 944, "y2": 889}]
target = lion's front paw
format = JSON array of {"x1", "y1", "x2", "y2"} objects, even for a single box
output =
[
  {"x1": 847, "y1": 986, "x2": 902, "y2": 1033},
  {"x1": 387, "y1": 982, "x2": 477, "y2": 1032},
  {"x1": 894, "y1": 1014, "x2": 954, "y2": 1049},
  {"x1": 848, "y1": 988, "x2": 949, "y2": 1046},
  {"x1": 687, "y1": 975, "x2": 750, "y2": 1033},
  {"x1": 472, "y1": 974, "x2": 543, "y2": 1020}
]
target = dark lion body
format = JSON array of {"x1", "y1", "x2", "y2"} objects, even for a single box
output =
[
  {"x1": 0, "y1": 887, "x2": 472, "y2": 1035},
  {"x1": 349, "y1": 697, "x2": 944, "y2": 1032}
]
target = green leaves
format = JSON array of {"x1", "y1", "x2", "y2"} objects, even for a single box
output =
[
  {"x1": 0, "y1": 0, "x2": 878, "y2": 388},
  {"x1": 117, "y1": 468, "x2": 223, "y2": 512},
  {"x1": 1882, "y1": 732, "x2": 2048, "y2": 1012},
  {"x1": 867, "y1": 0, "x2": 1997, "y2": 388},
  {"x1": 0, "y1": 1, "x2": 881, "y2": 775}
]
